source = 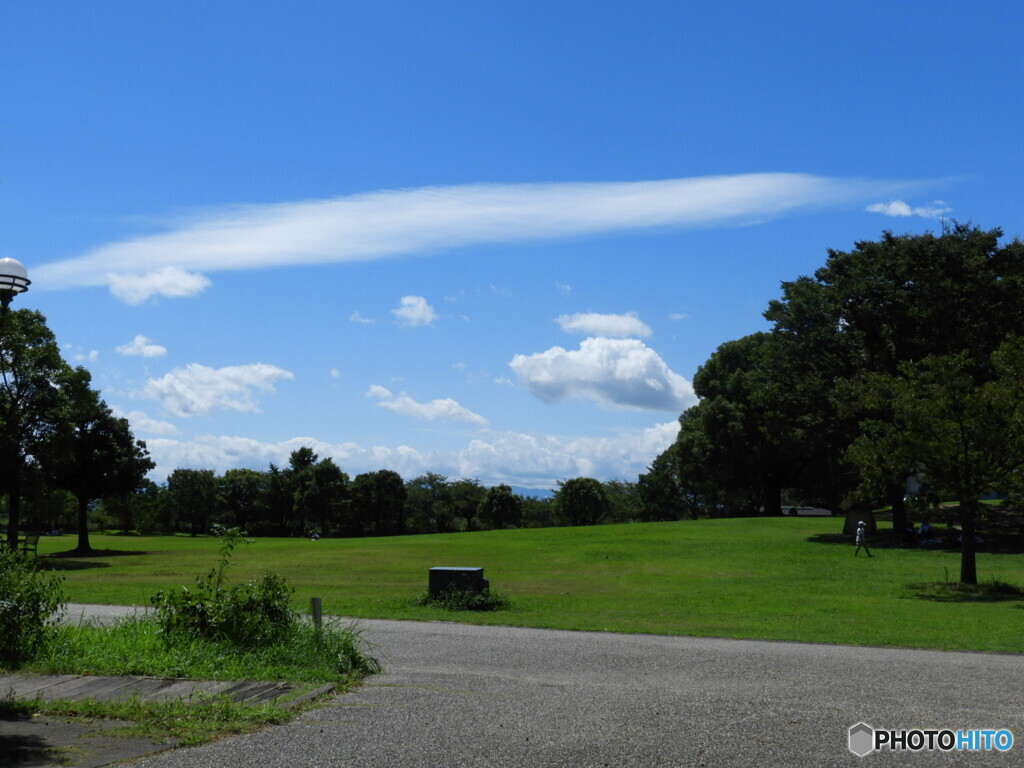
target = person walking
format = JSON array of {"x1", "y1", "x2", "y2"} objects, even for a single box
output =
[{"x1": 855, "y1": 521, "x2": 872, "y2": 557}]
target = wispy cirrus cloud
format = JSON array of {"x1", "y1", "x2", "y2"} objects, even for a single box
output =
[
  {"x1": 34, "y1": 174, "x2": 925, "y2": 303},
  {"x1": 865, "y1": 200, "x2": 952, "y2": 219}
]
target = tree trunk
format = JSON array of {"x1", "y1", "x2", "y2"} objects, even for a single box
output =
[
  {"x1": 74, "y1": 495, "x2": 92, "y2": 554},
  {"x1": 763, "y1": 476, "x2": 782, "y2": 517},
  {"x1": 959, "y1": 499, "x2": 978, "y2": 585},
  {"x1": 4, "y1": 465, "x2": 21, "y2": 550},
  {"x1": 888, "y1": 482, "x2": 908, "y2": 542}
]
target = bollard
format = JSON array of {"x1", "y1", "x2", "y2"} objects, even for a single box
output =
[{"x1": 311, "y1": 596, "x2": 323, "y2": 650}]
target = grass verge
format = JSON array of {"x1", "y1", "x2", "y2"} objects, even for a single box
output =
[{"x1": 1, "y1": 691, "x2": 298, "y2": 747}]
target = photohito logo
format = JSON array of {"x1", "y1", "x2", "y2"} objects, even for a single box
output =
[{"x1": 848, "y1": 722, "x2": 1014, "y2": 757}]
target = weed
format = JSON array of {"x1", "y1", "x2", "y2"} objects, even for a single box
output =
[
  {"x1": 34, "y1": 694, "x2": 295, "y2": 747},
  {"x1": 412, "y1": 587, "x2": 512, "y2": 612},
  {"x1": 151, "y1": 525, "x2": 295, "y2": 647},
  {"x1": 0, "y1": 547, "x2": 66, "y2": 668}
]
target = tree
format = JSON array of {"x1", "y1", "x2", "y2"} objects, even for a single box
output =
[
  {"x1": 554, "y1": 477, "x2": 610, "y2": 526},
  {"x1": 679, "y1": 333, "x2": 805, "y2": 517},
  {"x1": 602, "y1": 480, "x2": 641, "y2": 523},
  {"x1": 406, "y1": 473, "x2": 455, "y2": 533},
  {"x1": 0, "y1": 310, "x2": 75, "y2": 548},
  {"x1": 218, "y1": 469, "x2": 268, "y2": 532},
  {"x1": 477, "y1": 484, "x2": 523, "y2": 529},
  {"x1": 293, "y1": 458, "x2": 349, "y2": 537},
  {"x1": 45, "y1": 367, "x2": 154, "y2": 553},
  {"x1": 848, "y1": 339, "x2": 1024, "y2": 584},
  {"x1": 766, "y1": 223, "x2": 1024, "y2": 528},
  {"x1": 349, "y1": 469, "x2": 407, "y2": 536},
  {"x1": 637, "y1": 442, "x2": 694, "y2": 521},
  {"x1": 449, "y1": 478, "x2": 486, "y2": 530},
  {"x1": 166, "y1": 469, "x2": 219, "y2": 535}
]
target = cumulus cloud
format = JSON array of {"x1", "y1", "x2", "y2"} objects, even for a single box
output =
[
  {"x1": 865, "y1": 200, "x2": 952, "y2": 219},
  {"x1": 392, "y1": 295, "x2": 438, "y2": 327},
  {"x1": 116, "y1": 334, "x2": 168, "y2": 357},
  {"x1": 366, "y1": 384, "x2": 488, "y2": 426},
  {"x1": 142, "y1": 362, "x2": 294, "y2": 417},
  {"x1": 349, "y1": 311, "x2": 376, "y2": 324},
  {"x1": 141, "y1": 420, "x2": 681, "y2": 487},
  {"x1": 33, "y1": 174, "x2": 923, "y2": 302},
  {"x1": 557, "y1": 312, "x2": 651, "y2": 338},
  {"x1": 509, "y1": 337, "x2": 695, "y2": 411},
  {"x1": 108, "y1": 267, "x2": 212, "y2": 304},
  {"x1": 112, "y1": 407, "x2": 179, "y2": 436}
]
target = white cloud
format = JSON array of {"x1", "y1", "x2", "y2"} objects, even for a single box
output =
[
  {"x1": 669, "y1": 312, "x2": 689, "y2": 321},
  {"x1": 349, "y1": 311, "x2": 376, "y2": 324},
  {"x1": 392, "y1": 295, "x2": 437, "y2": 327},
  {"x1": 142, "y1": 362, "x2": 294, "y2": 417},
  {"x1": 108, "y1": 267, "x2": 212, "y2": 304},
  {"x1": 112, "y1": 407, "x2": 179, "y2": 436},
  {"x1": 865, "y1": 200, "x2": 953, "y2": 219},
  {"x1": 74, "y1": 350, "x2": 99, "y2": 363},
  {"x1": 509, "y1": 337, "x2": 696, "y2": 411},
  {"x1": 555, "y1": 282, "x2": 573, "y2": 296},
  {"x1": 34, "y1": 174, "x2": 923, "y2": 302},
  {"x1": 330, "y1": 368, "x2": 341, "y2": 379},
  {"x1": 367, "y1": 384, "x2": 488, "y2": 426},
  {"x1": 141, "y1": 420, "x2": 681, "y2": 487},
  {"x1": 116, "y1": 334, "x2": 168, "y2": 357},
  {"x1": 557, "y1": 312, "x2": 652, "y2": 338}
]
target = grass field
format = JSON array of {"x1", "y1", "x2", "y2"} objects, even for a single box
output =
[{"x1": 37, "y1": 517, "x2": 1024, "y2": 653}]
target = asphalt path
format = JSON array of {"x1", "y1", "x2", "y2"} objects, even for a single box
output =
[{"x1": 68, "y1": 605, "x2": 1022, "y2": 767}]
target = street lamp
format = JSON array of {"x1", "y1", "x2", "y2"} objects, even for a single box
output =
[{"x1": 0, "y1": 258, "x2": 31, "y2": 311}]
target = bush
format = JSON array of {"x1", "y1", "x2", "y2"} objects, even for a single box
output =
[
  {"x1": 412, "y1": 587, "x2": 511, "y2": 612},
  {"x1": 0, "y1": 547, "x2": 66, "y2": 668},
  {"x1": 151, "y1": 526, "x2": 296, "y2": 647}
]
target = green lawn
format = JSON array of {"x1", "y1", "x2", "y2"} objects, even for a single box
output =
[{"x1": 38, "y1": 518, "x2": 1024, "y2": 652}]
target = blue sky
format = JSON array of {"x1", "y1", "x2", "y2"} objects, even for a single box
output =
[{"x1": 3, "y1": 1, "x2": 1021, "y2": 489}]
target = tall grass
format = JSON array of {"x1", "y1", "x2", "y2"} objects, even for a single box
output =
[{"x1": 30, "y1": 616, "x2": 380, "y2": 684}]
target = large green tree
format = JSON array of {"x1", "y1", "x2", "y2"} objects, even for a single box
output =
[
  {"x1": 217, "y1": 469, "x2": 268, "y2": 532},
  {"x1": 477, "y1": 484, "x2": 523, "y2": 529},
  {"x1": 2, "y1": 310, "x2": 151, "y2": 549},
  {"x1": 766, "y1": 223, "x2": 1024, "y2": 528},
  {"x1": 46, "y1": 367, "x2": 154, "y2": 553},
  {"x1": 848, "y1": 339, "x2": 1024, "y2": 584},
  {"x1": 554, "y1": 477, "x2": 610, "y2": 526},
  {"x1": 349, "y1": 469, "x2": 406, "y2": 536},
  {"x1": 166, "y1": 469, "x2": 218, "y2": 535}
]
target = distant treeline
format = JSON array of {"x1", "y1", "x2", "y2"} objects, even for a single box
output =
[{"x1": 13, "y1": 446, "x2": 680, "y2": 537}]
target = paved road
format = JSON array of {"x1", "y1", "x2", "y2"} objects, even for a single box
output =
[{"x1": 70, "y1": 606, "x2": 1023, "y2": 767}]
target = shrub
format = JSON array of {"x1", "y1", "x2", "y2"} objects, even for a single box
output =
[
  {"x1": 151, "y1": 526, "x2": 296, "y2": 647},
  {"x1": 0, "y1": 547, "x2": 66, "y2": 668},
  {"x1": 412, "y1": 587, "x2": 511, "y2": 612}
]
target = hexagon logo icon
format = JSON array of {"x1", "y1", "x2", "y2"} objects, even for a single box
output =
[{"x1": 849, "y1": 722, "x2": 875, "y2": 757}]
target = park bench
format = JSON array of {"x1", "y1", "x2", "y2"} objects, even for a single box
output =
[{"x1": 19, "y1": 534, "x2": 40, "y2": 555}]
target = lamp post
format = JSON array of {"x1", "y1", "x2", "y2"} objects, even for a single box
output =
[
  {"x1": 1, "y1": 258, "x2": 29, "y2": 548},
  {"x1": 0, "y1": 258, "x2": 31, "y2": 311}
]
